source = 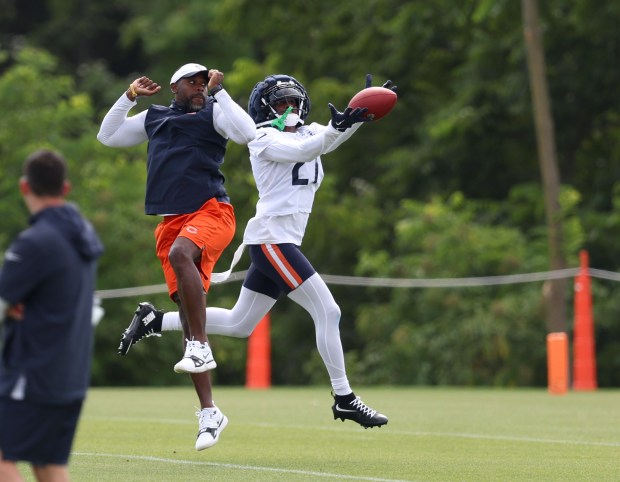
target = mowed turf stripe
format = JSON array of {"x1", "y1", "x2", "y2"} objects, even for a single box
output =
[
  {"x1": 83, "y1": 415, "x2": 620, "y2": 448},
  {"x1": 72, "y1": 453, "x2": 415, "y2": 482}
]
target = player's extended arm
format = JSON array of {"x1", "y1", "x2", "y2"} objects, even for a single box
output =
[
  {"x1": 328, "y1": 104, "x2": 369, "y2": 132},
  {"x1": 213, "y1": 89, "x2": 256, "y2": 145},
  {"x1": 97, "y1": 95, "x2": 148, "y2": 147},
  {"x1": 322, "y1": 73, "x2": 398, "y2": 154},
  {"x1": 256, "y1": 124, "x2": 346, "y2": 164},
  {"x1": 208, "y1": 70, "x2": 256, "y2": 144},
  {"x1": 212, "y1": 90, "x2": 257, "y2": 144},
  {"x1": 97, "y1": 76, "x2": 160, "y2": 147}
]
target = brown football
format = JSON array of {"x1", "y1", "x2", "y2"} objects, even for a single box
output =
[{"x1": 348, "y1": 87, "x2": 397, "y2": 121}]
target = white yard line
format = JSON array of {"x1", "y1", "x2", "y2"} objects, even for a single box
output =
[
  {"x1": 72, "y1": 452, "x2": 414, "y2": 482},
  {"x1": 401, "y1": 430, "x2": 620, "y2": 448}
]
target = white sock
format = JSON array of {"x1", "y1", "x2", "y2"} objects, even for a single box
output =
[
  {"x1": 162, "y1": 311, "x2": 182, "y2": 331},
  {"x1": 331, "y1": 377, "x2": 353, "y2": 396}
]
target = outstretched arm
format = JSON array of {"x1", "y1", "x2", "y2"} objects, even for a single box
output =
[
  {"x1": 209, "y1": 69, "x2": 256, "y2": 144},
  {"x1": 253, "y1": 124, "x2": 344, "y2": 163},
  {"x1": 323, "y1": 73, "x2": 398, "y2": 154},
  {"x1": 97, "y1": 76, "x2": 160, "y2": 147},
  {"x1": 212, "y1": 91, "x2": 257, "y2": 144}
]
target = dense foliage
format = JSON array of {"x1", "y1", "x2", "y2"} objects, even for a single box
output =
[{"x1": 1, "y1": 0, "x2": 619, "y2": 387}]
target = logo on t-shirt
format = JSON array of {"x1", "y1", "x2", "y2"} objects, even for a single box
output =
[{"x1": 4, "y1": 250, "x2": 22, "y2": 262}]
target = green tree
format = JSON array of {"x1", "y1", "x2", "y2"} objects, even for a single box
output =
[
  {"x1": 0, "y1": 47, "x2": 192, "y2": 386},
  {"x1": 3, "y1": 1, "x2": 620, "y2": 386},
  {"x1": 352, "y1": 191, "x2": 583, "y2": 385}
]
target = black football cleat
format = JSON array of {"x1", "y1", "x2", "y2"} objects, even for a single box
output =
[
  {"x1": 117, "y1": 302, "x2": 162, "y2": 355},
  {"x1": 332, "y1": 392, "x2": 388, "y2": 429}
]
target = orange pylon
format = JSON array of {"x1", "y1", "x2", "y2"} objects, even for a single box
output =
[
  {"x1": 572, "y1": 250, "x2": 597, "y2": 390},
  {"x1": 245, "y1": 314, "x2": 271, "y2": 389},
  {"x1": 547, "y1": 332, "x2": 568, "y2": 395}
]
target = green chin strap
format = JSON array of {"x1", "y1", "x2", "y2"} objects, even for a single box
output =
[{"x1": 270, "y1": 106, "x2": 293, "y2": 131}]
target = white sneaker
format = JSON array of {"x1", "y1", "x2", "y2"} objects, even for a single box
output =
[
  {"x1": 174, "y1": 340, "x2": 217, "y2": 373},
  {"x1": 195, "y1": 407, "x2": 228, "y2": 450}
]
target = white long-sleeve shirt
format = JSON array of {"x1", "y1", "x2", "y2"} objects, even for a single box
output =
[{"x1": 243, "y1": 122, "x2": 361, "y2": 245}]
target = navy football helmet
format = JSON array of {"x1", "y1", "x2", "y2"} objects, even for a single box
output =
[{"x1": 248, "y1": 74, "x2": 311, "y2": 128}]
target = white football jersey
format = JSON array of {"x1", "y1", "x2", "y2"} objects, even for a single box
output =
[{"x1": 243, "y1": 122, "x2": 359, "y2": 245}]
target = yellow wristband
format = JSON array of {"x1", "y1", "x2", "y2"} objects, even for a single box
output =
[{"x1": 129, "y1": 83, "x2": 138, "y2": 98}]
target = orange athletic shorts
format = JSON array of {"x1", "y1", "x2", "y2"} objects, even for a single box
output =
[{"x1": 154, "y1": 198, "x2": 236, "y2": 300}]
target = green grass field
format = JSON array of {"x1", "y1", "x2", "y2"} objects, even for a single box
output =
[{"x1": 18, "y1": 386, "x2": 620, "y2": 481}]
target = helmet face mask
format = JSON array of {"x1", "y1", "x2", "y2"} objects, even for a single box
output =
[
  {"x1": 267, "y1": 87, "x2": 303, "y2": 113},
  {"x1": 249, "y1": 75, "x2": 311, "y2": 128}
]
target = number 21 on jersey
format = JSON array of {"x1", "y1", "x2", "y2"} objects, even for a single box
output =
[{"x1": 292, "y1": 160, "x2": 319, "y2": 185}]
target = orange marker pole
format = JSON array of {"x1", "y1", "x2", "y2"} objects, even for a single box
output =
[
  {"x1": 572, "y1": 250, "x2": 597, "y2": 390},
  {"x1": 245, "y1": 314, "x2": 271, "y2": 389},
  {"x1": 547, "y1": 332, "x2": 568, "y2": 395}
]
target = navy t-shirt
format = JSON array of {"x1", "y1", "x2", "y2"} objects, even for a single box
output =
[{"x1": 0, "y1": 204, "x2": 103, "y2": 404}]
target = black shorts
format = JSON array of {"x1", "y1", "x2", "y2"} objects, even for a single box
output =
[
  {"x1": 0, "y1": 397, "x2": 83, "y2": 465},
  {"x1": 244, "y1": 243, "x2": 316, "y2": 299}
]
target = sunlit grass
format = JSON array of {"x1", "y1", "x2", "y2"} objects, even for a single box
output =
[{"x1": 18, "y1": 386, "x2": 620, "y2": 481}]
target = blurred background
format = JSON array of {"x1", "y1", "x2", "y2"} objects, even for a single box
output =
[{"x1": 1, "y1": 0, "x2": 619, "y2": 388}]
